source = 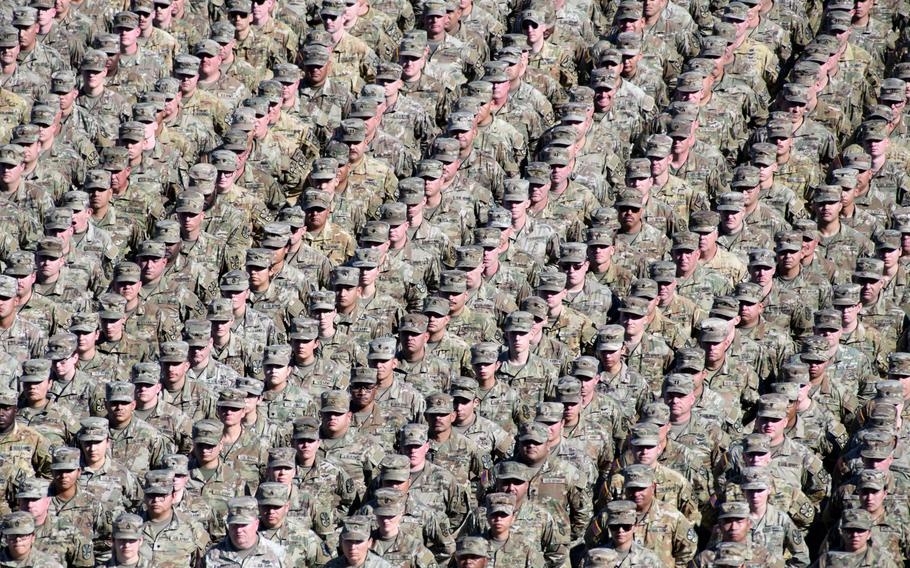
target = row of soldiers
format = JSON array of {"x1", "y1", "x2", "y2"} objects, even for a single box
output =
[{"x1": 2, "y1": 0, "x2": 910, "y2": 561}]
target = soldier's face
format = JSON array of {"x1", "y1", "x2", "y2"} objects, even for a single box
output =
[
  {"x1": 423, "y1": 13, "x2": 447, "y2": 33},
  {"x1": 487, "y1": 510, "x2": 514, "y2": 535},
  {"x1": 107, "y1": 400, "x2": 135, "y2": 425},
  {"x1": 664, "y1": 391, "x2": 695, "y2": 418},
  {"x1": 342, "y1": 538, "x2": 372, "y2": 565},
  {"x1": 113, "y1": 280, "x2": 141, "y2": 301},
  {"x1": 267, "y1": 466, "x2": 295, "y2": 484},
  {"x1": 0, "y1": 294, "x2": 18, "y2": 318},
  {"x1": 114, "y1": 537, "x2": 142, "y2": 563},
  {"x1": 22, "y1": 379, "x2": 50, "y2": 404},
  {"x1": 0, "y1": 161, "x2": 24, "y2": 185},
  {"x1": 259, "y1": 503, "x2": 289, "y2": 528},
  {"x1": 529, "y1": 181, "x2": 550, "y2": 204},
  {"x1": 52, "y1": 352, "x2": 78, "y2": 378},
  {"x1": 0, "y1": 404, "x2": 16, "y2": 430},
  {"x1": 321, "y1": 410, "x2": 351, "y2": 435},
  {"x1": 857, "y1": 278, "x2": 881, "y2": 304},
  {"x1": 6, "y1": 534, "x2": 34, "y2": 560},
  {"x1": 17, "y1": 24, "x2": 38, "y2": 49},
  {"x1": 52, "y1": 468, "x2": 80, "y2": 491},
  {"x1": 506, "y1": 330, "x2": 531, "y2": 353},
  {"x1": 621, "y1": 313, "x2": 646, "y2": 337},
  {"x1": 88, "y1": 186, "x2": 112, "y2": 210},
  {"x1": 292, "y1": 338, "x2": 317, "y2": 361},
  {"x1": 738, "y1": 300, "x2": 762, "y2": 324},
  {"x1": 117, "y1": 25, "x2": 140, "y2": 47},
  {"x1": 217, "y1": 404, "x2": 245, "y2": 426},
  {"x1": 550, "y1": 162, "x2": 572, "y2": 186},
  {"x1": 0, "y1": 44, "x2": 19, "y2": 65},
  {"x1": 560, "y1": 260, "x2": 588, "y2": 287},
  {"x1": 294, "y1": 437, "x2": 320, "y2": 463},
  {"x1": 229, "y1": 520, "x2": 259, "y2": 550},
  {"x1": 194, "y1": 441, "x2": 223, "y2": 464},
  {"x1": 145, "y1": 491, "x2": 174, "y2": 517},
  {"x1": 229, "y1": 10, "x2": 251, "y2": 31},
  {"x1": 720, "y1": 517, "x2": 751, "y2": 541},
  {"x1": 399, "y1": 54, "x2": 425, "y2": 78},
  {"x1": 134, "y1": 382, "x2": 161, "y2": 404},
  {"x1": 350, "y1": 382, "x2": 377, "y2": 408},
  {"x1": 497, "y1": 478, "x2": 528, "y2": 499},
  {"x1": 35, "y1": 254, "x2": 65, "y2": 280},
  {"x1": 519, "y1": 439, "x2": 547, "y2": 462},
  {"x1": 672, "y1": 249, "x2": 699, "y2": 275},
  {"x1": 521, "y1": 19, "x2": 544, "y2": 43},
  {"x1": 880, "y1": 247, "x2": 901, "y2": 269},
  {"x1": 739, "y1": 186, "x2": 759, "y2": 207},
  {"x1": 594, "y1": 86, "x2": 616, "y2": 110},
  {"x1": 617, "y1": 206, "x2": 642, "y2": 230},
  {"x1": 161, "y1": 361, "x2": 189, "y2": 383},
  {"x1": 426, "y1": 411, "x2": 454, "y2": 435},
  {"x1": 777, "y1": 250, "x2": 802, "y2": 271},
  {"x1": 632, "y1": 443, "x2": 659, "y2": 465},
  {"x1": 138, "y1": 256, "x2": 167, "y2": 282},
  {"x1": 81, "y1": 438, "x2": 109, "y2": 464},
  {"x1": 264, "y1": 364, "x2": 291, "y2": 388},
  {"x1": 251, "y1": 0, "x2": 273, "y2": 22},
  {"x1": 858, "y1": 486, "x2": 885, "y2": 512},
  {"x1": 755, "y1": 415, "x2": 786, "y2": 442},
  {"x1": 402, "y1": 442, "x2": 429, "y2": 468},
  {"x1": 609, "y1": 522, "x2": 635, "y2": 546},
  {"x1": 452, "y1": 397, "x2": 476, "y2": 423},
  {"x1": 748, "y1": 265, "x2": 774, "y2": 287}
]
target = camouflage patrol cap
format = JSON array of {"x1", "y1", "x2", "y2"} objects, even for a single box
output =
[
  {"x1": 536, "y1": 270, "x2": 567, "y2": 293},
  {"x1": 43, "y1": 206, "x2": 73, "y2": 232},
  {"x1": 829, "y1": 167, "x2": 859, "y2": 190},
  {"x1": 192, "y1": 38, "x2": 221, "y2": 59},
  {"x1": 436, "y1": 270, "x2": 466, "y2": 294},
  {"x1": 449, "y1": 376, "x2": 478, "y2": 400},
  {"x1": 399, "y1": 313, "x2": 429, "y2": 335},
  {"x1": 840, "y1": 509, "x2": 873, "y2": 531},
  {"x1": 175, "y1": 190, "x2": 205, "y2": 215},
  {"x1": 644, "y1": 134, "x2": 673, "y2": 159},
  {"x1": 352, "y1": 246, "x2": 383, "y2": 269},
  {"x1": 854, "y1": 257, "x2": 884, "y2": 281},
  {"x1": 451, "y1": 246, "x2": 482, "y2": 271},
  {"x1": 570, "y1": 355, "x2": 598, "y2": 380},
  {"x1": 288, "y1": 317, "x2": 318, "y2": 341},
  {"x1": 130, "y1": 362, "x2": 160, "y2": 385},
  {"x1": 873, "y1": 380, "x2": 903, "y2": 402},
  {"x1": 731, "y1": 165, "x2": 761, "y2": 189},
  {"x1": 823, "y1": 8, "x2": 852, "y2": 32},
  {"x1": 229, "y1": 108, "x2": 256, "y2": 133},
  {"x1": 398, "y1": 33, "x2": 426, "y2": 58},
  {"x1": 732, "y1": 282, "x2": 763, "y2": 305},
  {"x1": 534, "y1": 401, "x2": 564, "y2": 424},
  {"x1": 471, "y1": 342, "x2": 500, "y2": 365},
  {"x1": 191, "y1": 418, "x2": 223, "y2": 445},
  {"x1": 698, "y1": 317, "x2": 728, "y2": 343},
  {"x1": 867, "y1": 402, "x2": 898, "y2": 428},
  {"x1": 471, "y1": 226, "x2": 500, "y2": 249},
  {"x1": 99, "y1": 147, "x2": 127, "y2": 174},
  {"x1": 487, "y1": 207, "x2": 513, "y2": 230},
  {"x1": 485, "y1": 492, "x2": 516, "y2": 516},
  {"x1": 226, "y1": 496, "x2": 259, "y2": 525},
  {"x1": 347, "y1": 367, "x2": 377, "y2": 388},
  {"x1": 0, "y1": 383, "x2": 15, "y2": 406},
  {"x1": 674, "y1": 71, "x2": 705, "y2": 94},
  {"x1": 245, "y1": 248, "x2": 273, "y2": 270},
  {"x1": 263, "y1": 344, "x2": 292, "y2": 367},
  {"x1": 873, "y1": 229, "x2": 901, "y2": 252},
  {"x1": 292, "y1": 416, "x2": 320, "y2": 440},
  {"x1": 888, "y1": 352, "x2": 910, "y2": 377},
  {"x1": 153, "y1": 220, "x2": 181, "y2": 245},
  {"x1": 859, "y1": 430, "x2": 896, "y2": 460},
  {"x1": 424, "y1": 392, "x2": 455, "y2": 416},
  {"x1": 0, "y1": 512, "x2": 34, "y2": 539},
  {"x1": 774, "y1": 230, "x2": 803, "y2": 254},
  {"x1": 502, "y1": 178, "x2": 531, "y2": 203},
  {"x1": 663, "y1": 373, "x2": 695, "y2": 395},
  {"x1": 539, "y1": 145, "x2": 571, "y2": 167},
  {"x1": 93, "y1": 33, "x2": 119, "y2": 55},
  {"x1": 495, "y1": 46, "x2": 523, "y2": 66},
  {"x1": 716, "y1": 192, "x2": 744, "y2": 213},
  {"x1": 78, "y1": 416, "x2": 109, "y2": 442},
  {"x1": 860, "y1": 120, "x2": 890, "y2": 143},
  {"x1": 399, "y1": 422, "x2": 429, "y2": 446},
  {"x1": 430, "y1": 137, "x2": 460, "y2": 163},
  {"x1": 268, "y1": 448, "x2": 296, "y2": 470},
  {"x1": 503, "y1": 310, "x2": 534, "y2": 334},
  {"x1": 622, "y1": 464, "x2": 655, "y2": 488},
  {"x1": 51, "y1": 447, "x2": 81, "y2": 471},
  {"x1": 69, "y1": 312, "x2": 101, "y2": 336},
  {"x1": 33, "y1": 236, "x2": 64, "y2": 260},
  {"x1": 336, "y1": 118, "x2": 367, "y2": 144},
  {"x1": 781, "y1": 82, "x2": 809, "y2": 105},
  {"x1": 4, "y1": 251, "x2": 33, "y2": 278},
  {"x1": 12, "y1": 123, "x2": 40, "y2": 145},
  {"x1": 626, "y1": 422, "x2": 660, "y2": 447},
  {"x1": 105, "y1": 381, "x2": 135, "y2": 403},
  {"x1": 556, "y1": 376, "x2": 583, "y2": 403},
  {"x1": 618, "y1": 296, "x2": 649, "y2": 318},
  {"x1": 756, "y1": 393, "x2": 789, "y2": 420},
  {"x1": 320, "y1": 389, "x2": 350, "y2": 414},
  {"x1": 60, "y1": 190, "x2": 90, "y2": 213},
  {"x1": 0, "y1": 144, "x2": 24, "y2": 167},
  {"x1": 331, "y1": 266, "x2": 359, "y2": 288},
  {"x1": 143, "y1": 469, "x2": 175, "y2": 495},
  {"x1": 397, "y1": 177, "x2": 425, "y2": 204},
  {"x1": 765, "y1": 118, "x2": 793, "y2": 140},
  {"x1": 699, "y1": 34, "x2": 727, "y2": 58},
  {"x1": 20, "y1": 359, "x2": 50, "y2": 383},
  {"x1": 857, "y1": 469, "x2": 886, "y2": 492},
  {"x1": 367, "y1": 337, "x2": 397, "y2": 361},
  {"x1": 517, "y1": 421, "x2": 549, "y2": 444},
  {"x1": 769, "y1": 381, "x2": 799, "y2": 402},
  {"x1": 349, "y1": 97, "x2": 380, "y2": 120},
  {"x1": 219, "y1": 269, "x2": 249, "y2": 293},
  {"x1": 272, "y1": 63, "x2": 300, "y2": 85},
  {"x1": 583, "y1": 226, "x2": 613, "y2": 248},
  {"x1": 643, "y1": 261, "x2": 675, "y2": 285},
  {"x1": 97, "y1": 292, "x2": 127, "y2": 320},
  {"x1": 308, "y1": 290, "x2": 336, "y2": 313},
  {"x1": 372, "y1": 487, "x2": 406, "y2": 516},
  {"x1": 739, "y1": 466, "x2": 770, "y2": 491},
  {"x1": 631, "y1": 278, "x2": 658, "y2": 301},
  {"x1": 379, "y1": 454, "x2": 411, "y2": 482},
  {"x1": 217, "y1": 389, "x2": 249, "y2": 411},
  {"x1": 585, "y1": 547, "x2": 623, "y2": 567},
  {"x1": 110, "y1": 261, "x2": 142, "y2": 286},
  {"x1": 748, "y1": 248, "x2": 775, "y2": 269},
  {"x1": 596, "y1": 324, "x2": 624, "y2": 351},
  {"x1": 717, "y1": 500, "x2": 750, "y2": 520},
  {"x1": 800, "y1": 335, "x2": 831, "y2": 363},
  {"x1": 209, "y1": 149, "x2": 239, "y2": 172},
  {"x1": 50, "y1": 71, "x2": 77, "y2": 97},
  {"x1": 132, "y1": 102, "x2": 159, "y2": 124},
  {"x1": 183, "y1": 319, "x2": 212, "y2": 347},
  {"x1": 256, "y1": 481, "x2": 291, "y2": 506},
  {"x1": 277, "y1": 207, "x2": 306, "y2": 230},
  {"x1": 813, "y1": 309, "x2": 841, "y2": 331},
  {"x1": 615, "y1": 0, "x2": 643, "y2": 20},
  {"x1": 304, "y1": 158, "x2": 338, "y2": 184},
  {"x1": 373, "y1": 61, "x2": 403, "y2": 82},
  {"x1": 232, "y1": 376, "x2": 262, "y2": 398},
  {"x1": 112, "y1": 10, "x2": 139, "y2": 28},
  {"x1": 110, "y1": 513, "x2": 143, "y2": 540},
  {"x1": 590, "y1": 68, "x2": 618, "y2": 90},
  {"x1": 640, "y1": 401, "x2": 670, "y2": 426},
  {"x1": 517, "y1": 296, "x2": 545, "y2": 322},
  {"x1": 136, "y1": 239, "x2": 166, "y2": 259},
  {"x1": 261, "y1": 222, "x2": 292, "y2": 249}
]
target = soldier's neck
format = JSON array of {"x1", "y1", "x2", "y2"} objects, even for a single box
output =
[
  {"x1": 507, "y1": 350, "x2": 530, "y2": 366},
  {"x1": 222, "y1": 423, "x2": 243, "y2": 443},
  {"x1": 54, "y1": 484, "x2": 77, "y2": 501},
  {"x1": 817, "y1": 218, "x2": 841, "y2": 238},
  {"x1": 431, "y1": 428, "x2": 452, "y2": 443}
]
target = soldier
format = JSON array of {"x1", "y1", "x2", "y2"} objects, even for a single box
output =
[
  {"x1": 202, "y1": 497, "x2": 285, "y2": 567},
  {"x1": 131, "y1": 363, "x2": 193, "y2": 453},
  {"x1": 186, "y1": 419, "x2": 249, "y2": 528},
  {"x1": 395, "y1": 315, "x2": 454, "y2": 395},
  {"x1": 75, "y1": 417, "x2": 143, "y2": 514},
  {"x1": 103, "y1": 381, "x2": 171, "y2": 478},
  {"x1": 16, "y1": 358, "x2": 79, "y2": 447},
  {"x1": 813, "y1": 509, "x2": 902, "y2": 568},
  {"x1": 449, "y1": 376, "x2": 512, "y2": 462},
  {"x1": 691, "y1": 500, "x2": 781, "y2": 567},
  {"x1": 256, "y1": 482, "x2": 330, "y2": 566},
  {"x1": 105, "y1": 513, "x2": 151, "y2": 568},
  {"x1": 324, "y1": 516, "x2": 394, "y2": 567},
  {"x1": 367, "y1": 487, "x2": 436, "y2": 567},
  {"x1": 260, "y1": 344, "x2": 316, "y2": 425},
  {"x1": 138, "y1": 469, "x2": 209, "y2": 567},
  {"x1": 497, "y1": 311, "x2": 557, "y2": 403},
  {"x1": 318, "y1": 389, "x2": 385, "y2": 498},
  {"x1": 0, "y1": 511, "x2": 64, "y2": 568},
  {"x1": 158, "y1": 341, "x2": 217, "y2": 422}
]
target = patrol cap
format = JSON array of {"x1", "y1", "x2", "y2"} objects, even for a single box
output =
[
  {"x1": 697, "y1": 317, "x2": 728, "y2": 343},
  {"x1": 438, "y1": 270, "x2": 467, "y2": 294},
  {"x1": 320, "y1": 389, "x2": 351, "y2": 414},
  {"x1": 840, "y1": 509, "x2": 873, "y2": 531},
  {"x1": 813, "y1": 309, "x2": 841, "y2": 331},
  {"x1": 105, "y1": 381, "x2": 135, "y2": 403},
  {"x1": 731, "y1": 282, "x2": 762, "y2": 305},
  {"x1": 798, "y1": 337, "x2": 829, "y2": 366},
  {"x1": 379, "y1": 454, "x2": 411, "y2": 482},
  {"x1": 397, "y1": 177, "x2": 425, "y2": 205},
  {"x1": 670, "y1": 231, "x2": 699, "y2": 253},
  {"x1": 306, "y1": 290, "x2": 335, "y2": 314},
  {"x1": 227, "y1": 496, "x2": 259, "y2": 525},
  {"x1": 50, "y1": 447, "x2": 81, "y2": 471},
  {"x1": 112, "y1": 10, "x2": 140, "y2": 29},
  {"x1": 494, "y1": 460, "x2": 532, "y2": 483},
  {"x1": 399, "y1": 422, "x2": 428, "y2": 446},
  {"x1": 3, "y1": 252, "x2": 32, "y2": 279},
  {"x1": 452, "y1": 246, "x2": 482, "y2": 271},
  {"x1": 585, "y1": 547, "x2": 622, "y2": 566},
  {"x1": 143, "y1": 469, "x2": 175, "y2": 495},
  {"x1": 375, "y1": 61, "x2": 403, "y2": 82},
  {"x1": 131, "y1": 362, "x2": 160, "y2": 385},
  {"x1": 747, "y1": 248, "x2": 775, "y2": 269},
  {"x1": 111, "y1": 513, "x2": 143, "y2": 539},
  {"x1": 78, "y1": 416, "x2": 109, "y2": 442},
  {"x1": 856, "y1": 469, "x2": 886, "y2": 492},
  {"x1": 470, "y1": 342, "x2": 500, "y2": 365},
  {"x1": 59, "y1": 190, "x2": 90, "y2": 214},
  {"x1": 501, "y1": 310, "x2": 533, "y2": 334},
  {"x1": 193, "y1": 39, "x2": 221, "y2": 58},
  {"x1": 502, "y1": 178, "x2": 530, "y2": 203},
  {"x1": 373, "y1": 487, "x2": 406, "y2": 516},
  {"x1": 216, "y1": 387, "x2": 247, "y2": 410},
  {"x1": 288, "y1": 317, "x2": 318, "y2": 341},
  {"x1": 860, "y1": 431, "x2": 895, "y2": 460},
  {"x1": 619, "y1": 296, "x2": 650, "y2": 318},
  {"x1": 219, "y1": 269, "x2": 249, "y2": 293},
  {"x1": 641, "y1": 401, "x2": 671, "y2": 427},
  {"x1": 292, "y1": 416, "x2": 320, "y2": 440},
  {"x1": 534, "y1": 401, "x2": 564, "y2": 424},
  {"x1": 226, "y1": 0, "x2": 252, "y2": 12},
  {"x1": 92, "y1": 33, "x2": 119, "y2": 55},
  {"x1": 894, "y1": 63, "x2": 910, "y2": 81},
  {"x1": 854, "y1": 257, "x2": 884, "y2": 281},
  {"x1": 615, "y1": 0, "x2": 643, "y2": 20},
  {"x1": 97, "y1": 292, "x2": 127, "y2": 320},
  {"x1": 112, "y1": 261, "x2": 141, "y2": 285},
  {"x1": 731, "y1": 165, "x2": 760, "y2": 189},
  {"x1": 262, "y1": 344, "x2": 292, "y2": 368},
  {"x1": 399, "y1": 313, "x2": 429, "y2": 335},
  {"x1": 446, "y1": 376, "x2": 477, "y2": 401},
  {"x1": 12, "y1": 124, "x2": 40, "y2": 145},
  {"x1": 34, "y1": 236, "x2": 65, "y2": 259},
  {"x1": 430, "y1": 137, "x2": 460, "y2": 163},
  {"x1": 0, "y1": 144, "x2": 24, "y2": 167},
  {"x1": 273, "y1": 63, "x2": 300, "y2": 84},
  {"x1": 590, "y1": 68, "x2": 618, "y2": 91},
  {"x1": 0, "y1": 383, "x2": 15, "y2": 407},
  {"x1": 256, "y1": 482, "x2": 290, "y2": 506},
  {"x1": 874, "y1": 380, "x2": 903, "y2": 402},
  {"x1": 756, "y1": 393, "x2": 789, "y2": 420},
  {"x1": 539, "y1": 146, "x2": 571, "y2": 167},
  {"x1": 888, "y1": 352, "x2": 910, "y2": 377},
  {"x1": 346, "y1": 367, "x2": 376, "y2": 388},
  {"x1": 192, "y1": 419, "x2": 223, "y2": 445},
  {"x1": 422, "y1": 0, "x2": 447, "y2": 15},
  {"x1": 329, "y1": 266, "x2": 358, "y2": 289},
  {"x1": 663, "y1": 373, "x2": 695, "y2": 396},
  {"x1": 622, "y1": 464, "x2": 655, "y2": 488},
  {"x1": 643, "y1": 134, "x2": 673, "y2": 159},
  {"x1": 51, "y1": 70, "x2": 78, "y2": 94},
  {"x1": 302, "y1": 189, "x2": 332, "y2": 211},
  {"x1": 352, "y1": 246, "x2": 383, "y2": 269},
  {"x1": 233, "y1": 376, "x2": 262, "y2": 398},
  {"x1": 349, "y1": 97, "x2": 380, "y2": 120},
  {"x1": 398, "y1": 34, "x2": 426, "y2": 58},
  {"x1": 781, "y1": 82, "x2": 809, "y2": 105},
  {"x1": 717, "y1": 500, "x2": 750, "y2": 520},
  {"x1": 773, "y1": 230, "x2": 803, "y2": 254},
  {"x1": 624, "y1": 158, "x2": 651, "y2": 181},
  {"x1": 175, "y1": 190, "x2": 205, "y2": 215},
  {"x1": 244, "y1": 248, "x2": 273, "y2": 270},
  {"x1": 595, "y1": 324, "x2": 624, "y2": 352},
  {"x1": 552, "y1": 376, "x2": 583, "y2": 405},
  {"x1": 715, "y1": 191, "x2": 743, "y2": 212},
  {"x1": 535, "y1": 270, "x2": 566, "y2": 293},
  {"x1": 518, "y1": 421, "x2": 549, "y2": 444},
  {"x1": 739, "y1": 467, "x2": 770, "y2": 491},
  {"x1": 210, "y1": 149, "x2": 239, "y2": 172},
  {"x1": 337, "y1": 119, "x2": 367, "y2": 144},
  {"x1": 260, "y1": 222, "x2": 292, "y2": 249},
  {"x1": 69, "y1": 312, "x2": 101, "y2": 336}
]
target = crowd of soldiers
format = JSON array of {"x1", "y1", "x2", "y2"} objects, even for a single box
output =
[{"x1": 1, "y1": 0, "x2": 910, "y2": 562}]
